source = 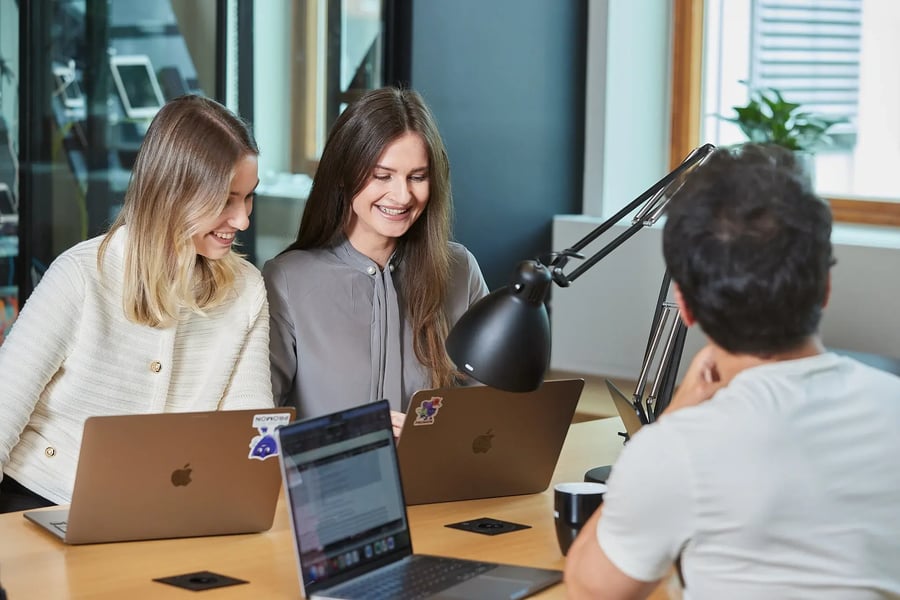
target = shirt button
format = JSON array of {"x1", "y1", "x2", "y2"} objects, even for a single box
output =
[
  {"x1": 45, "y1": 447, "x2": 56, "y2": 457},
  {"x1": 366, "y1": 266, "x2": 376, "y2": 276},
  {"x1": 388, "y1": 263, "x2": 395, "y2": 272},
  {"x1": 150, "y1": 361, "x2": 162, "y2": 373}
]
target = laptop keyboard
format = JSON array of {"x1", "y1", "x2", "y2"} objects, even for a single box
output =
[{"x1": 331, "y1": 555, "x2": 496, "y2": 599}]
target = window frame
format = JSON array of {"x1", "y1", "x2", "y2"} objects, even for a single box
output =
[{"x1": 670, "y1": 0, "x2": 900, "y2": 227}]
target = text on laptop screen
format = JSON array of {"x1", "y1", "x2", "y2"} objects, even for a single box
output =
[{"x1": 279, "y1": 403, "x2": 412, "y2": 589}]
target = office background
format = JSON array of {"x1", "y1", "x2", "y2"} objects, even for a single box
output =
[{"x1": 1, "y1": 0, "x2": 898, "y2": 380}]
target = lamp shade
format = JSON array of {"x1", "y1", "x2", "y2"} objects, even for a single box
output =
[{"x1": 446, "y1": 260, "x2": 552, "y2": 392}]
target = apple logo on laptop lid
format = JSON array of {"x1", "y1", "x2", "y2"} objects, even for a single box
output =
[
  {"x1": 170, "y1": 463, "x2": 193, "y2": 487},
  {"x1": 472, "y1": 429, "x2": 494, "y2": 454}
]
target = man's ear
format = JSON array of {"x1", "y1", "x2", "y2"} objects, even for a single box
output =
[
  {"x1": 673, "y1": 283, "x2": 696, "y2": 327},
  {"x1": 823, "y1": 272, "x2": 831, "y2": 309}
]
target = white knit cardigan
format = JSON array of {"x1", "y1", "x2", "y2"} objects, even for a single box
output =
[{"x1": 0, "y1": 228, "x2": 273, "y2": 503}]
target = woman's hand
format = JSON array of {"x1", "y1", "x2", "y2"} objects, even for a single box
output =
[{"x1": 390, "y1": 410, "x2": 406, "y2": 440}]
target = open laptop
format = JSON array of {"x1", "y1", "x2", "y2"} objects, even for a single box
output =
[
  {"x1": 24, "y1": 406, "x2": 295, "y2": 544},
  {"x1": 605, "y1": 379, "x2": 646, "y2": 439},
  {"x1": 276, "y1": 400, "x2": 563, "y2": 600},
  {"x1": 397, "y1": 379, "x2": 583, "y2": 505}
]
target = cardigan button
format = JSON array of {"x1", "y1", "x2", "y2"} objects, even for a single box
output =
[
  {"x1": 366, "y1": 266, "x2": 377, "y2": 276},
  {"x1": 149, "y1": 361, "x2": 162, "y2": 373},
  {"x1": 45, "y1": 447, "x2": 56, "y2": 457}
]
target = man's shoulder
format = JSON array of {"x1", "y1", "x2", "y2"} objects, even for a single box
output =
[
  {"x1": 732, "y1": 351, "x2": 900, "y2": 404},
  {"x1": 837, "y1": 353, "x2": 900, "y2": 388},
  {"x1": 648, "y1": 351, "x2": 900, "y2": 463}
]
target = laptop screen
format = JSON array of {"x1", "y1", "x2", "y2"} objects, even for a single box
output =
[
  {"x1": 605, "y1": 379, "x2": 646, "y2": 438},
  {"x1": 278, "y1": 401, "x2": 413, "y2": 592}
]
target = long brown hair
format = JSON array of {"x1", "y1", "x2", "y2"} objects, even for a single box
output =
[
  {"x1": 99, "y1": 95, "x2": 259, "y2": 327},
  {"x1": 288, "y1": 87, "x2": 456, "y2": 387}
]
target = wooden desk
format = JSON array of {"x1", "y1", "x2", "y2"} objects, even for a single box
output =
[{"x1": 0, "y1": 417, "x2": 665, "y2": 599}]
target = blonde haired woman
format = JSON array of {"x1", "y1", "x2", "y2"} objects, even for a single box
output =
[
  {"x1": 0, "y1": 95, "x2": 273, "y2": 512},
  {"x1": 264, "y1": 87, "x2": 488, "y2": 431}
]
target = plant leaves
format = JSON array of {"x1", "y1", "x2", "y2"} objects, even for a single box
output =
[{"x1": 716, "y1": 82, "x2": 847, "y2": 152}]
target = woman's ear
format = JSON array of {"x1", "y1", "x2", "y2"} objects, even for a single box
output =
[{"x1": 673, "y1": 283, "x2": 696, "y2": 327}]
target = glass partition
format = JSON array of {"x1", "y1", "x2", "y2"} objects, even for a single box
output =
[
  {"x1": 0, "y1": 0, "x2": 398, "y2": 342},
  {"x1": 251, "y1": 0, "x2": 388, "y2": 266},
  {"x1": 13, "y1": 0, "x2": 217, "y2": 305},
  {"x1": 0, "y1": 0, "x2": 16, "y2": 342}
]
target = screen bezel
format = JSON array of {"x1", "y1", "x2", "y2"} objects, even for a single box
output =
[
  {"x1": 52, "y1": 65, "x2": 85, "y2": 110},
  {"x1": 109, "y1": 55, "x2": 165, "y2": 120},
  {"x1": 277, "y1": 401, "x2": 414, "y2": 595}
]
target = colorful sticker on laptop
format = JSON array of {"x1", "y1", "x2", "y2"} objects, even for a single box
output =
[
  {"x1": 413, "y1": 396, "x2": 443, "y2": 426},
  {"x1": 249, "y1": 412, "x2": 293, "y2": 460}
]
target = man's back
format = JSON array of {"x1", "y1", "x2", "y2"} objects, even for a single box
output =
[{"x1": 598, "y1": 353, "x2": 900, "y2": 599}]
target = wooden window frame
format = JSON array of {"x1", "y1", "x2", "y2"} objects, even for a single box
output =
[{"x1": 670, "y1": 0, "x2": 900, "y2": 227}]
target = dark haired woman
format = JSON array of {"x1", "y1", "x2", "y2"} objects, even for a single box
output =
[{"x1": 264, "y1": 87, "x2": 488, "y2": 433}]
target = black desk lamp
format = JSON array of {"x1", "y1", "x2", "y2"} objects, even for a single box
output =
[{"x1": 446, "y1": 144, "x2": 716, "y2": 480}]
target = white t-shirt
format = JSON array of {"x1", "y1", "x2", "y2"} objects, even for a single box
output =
[{"x1": 597, "y1": 353, "x2": 900, "y2": 599}]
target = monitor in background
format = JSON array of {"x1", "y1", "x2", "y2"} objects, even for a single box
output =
[
  {"x1": 0, "y1": 184, "x2": 16, "y2": 235},
  {"x1": 109, "y1": 55, "x2": 166, "y2": 120},
  {"x1": 156, "y1": 66, "x2": 189, "y2": 101},
  {"x1": 0, "y1": 183, "x2": 15, "y2": 216},
  {"x1": 52, "y1": 64, "x2": 85, "y2": 111}
]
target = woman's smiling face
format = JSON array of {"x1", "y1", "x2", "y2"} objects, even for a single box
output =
[
  {"x1": 345, "y1": 132, "x2": 430, "y2": 262},
  {"x1": 191, "y1": 154, "x2": 258, "y2": 260}
]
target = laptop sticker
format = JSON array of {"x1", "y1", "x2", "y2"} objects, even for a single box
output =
[
  {"x1": 413, "y1": 396, "x2": 443, "y2": 426},
  {"x1": 249, "y1": 413, "x2": 293, "y2": 460}
]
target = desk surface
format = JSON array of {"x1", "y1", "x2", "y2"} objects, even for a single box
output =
[{"x1": 0, "y1": 417, "x2": 669, "y2": 599}]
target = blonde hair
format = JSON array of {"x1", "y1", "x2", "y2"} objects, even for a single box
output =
[
  {"x1": 288, "y1": 87, "x2": 456, "y2": 387},
  {"x1": 98, "y1": 95, "x2": 259, "y2": 328}
]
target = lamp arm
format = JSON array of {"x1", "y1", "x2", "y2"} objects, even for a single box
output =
[
  {"x1": 633, "y1": 306, "x2": 672, "y2": 402},
  {"x1": 547, "y1": 143, "x2": 716, "y2": 287},
  {"x1": 444, "y1": 144, "x2": 715, "y2": 397},
  {"x1": 561, "y1": 220, "x2": 643, "y2": 285},
  {"x1": 645, "y1": 305, "x2": 685, "y2": 421}
]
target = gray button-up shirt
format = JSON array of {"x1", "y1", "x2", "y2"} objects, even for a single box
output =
[{"x1": 263, "y1": 238, "x2": 489, "y2": 418}]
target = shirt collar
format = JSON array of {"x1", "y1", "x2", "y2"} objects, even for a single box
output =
[{"x1": 333, "y1": 236, "x2": 401, "y2": 275}]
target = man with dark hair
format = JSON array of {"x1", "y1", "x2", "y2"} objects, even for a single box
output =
[{"x1": 564, "y1": 144, "x2": 900, "y2": 599}]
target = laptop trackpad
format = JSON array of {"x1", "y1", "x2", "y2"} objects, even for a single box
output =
[
  {"x1": 435, "y1": 564, "x2": 560, "y2": 600},
  {"x1": 435, "y1": 576, "x2": 529, "y2": 600}
]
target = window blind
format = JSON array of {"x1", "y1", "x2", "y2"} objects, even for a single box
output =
[{"x1": 750, "y1": 0, "x2": 861, "y2": 137}]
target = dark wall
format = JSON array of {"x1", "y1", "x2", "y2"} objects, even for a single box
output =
[{"x1": 409, "y1": 0, "x2": 586, "y2": 289}]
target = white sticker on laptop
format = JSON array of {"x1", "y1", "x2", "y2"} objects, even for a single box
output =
[
  {"x1": 249, "y1": 412, "x2": 292, "y2": 460},
  {"x1": 413, "y1": 396, "x2": 444, "y2": 426}
]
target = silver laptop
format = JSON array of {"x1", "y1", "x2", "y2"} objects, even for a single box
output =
[
  {"x1": 24, "y1": 407, "x2": 295, "y2": 544},
  {"x1": 605, "y1": 379, "x2": 646, "y2": 438},
  {"x1": 276, "y1": 400, "x2": 563, "y2": 600},
  {"x1": 398, "y1": 379, "x2": 584, "y2": 504}
]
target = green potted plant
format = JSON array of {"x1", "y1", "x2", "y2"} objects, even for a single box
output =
[
  {"x1": 721, "y1": 83, "x2": 847, "y2": 152},
  {"x1": 719, "y1": 83, "x2": 847, "y2": 182}
]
